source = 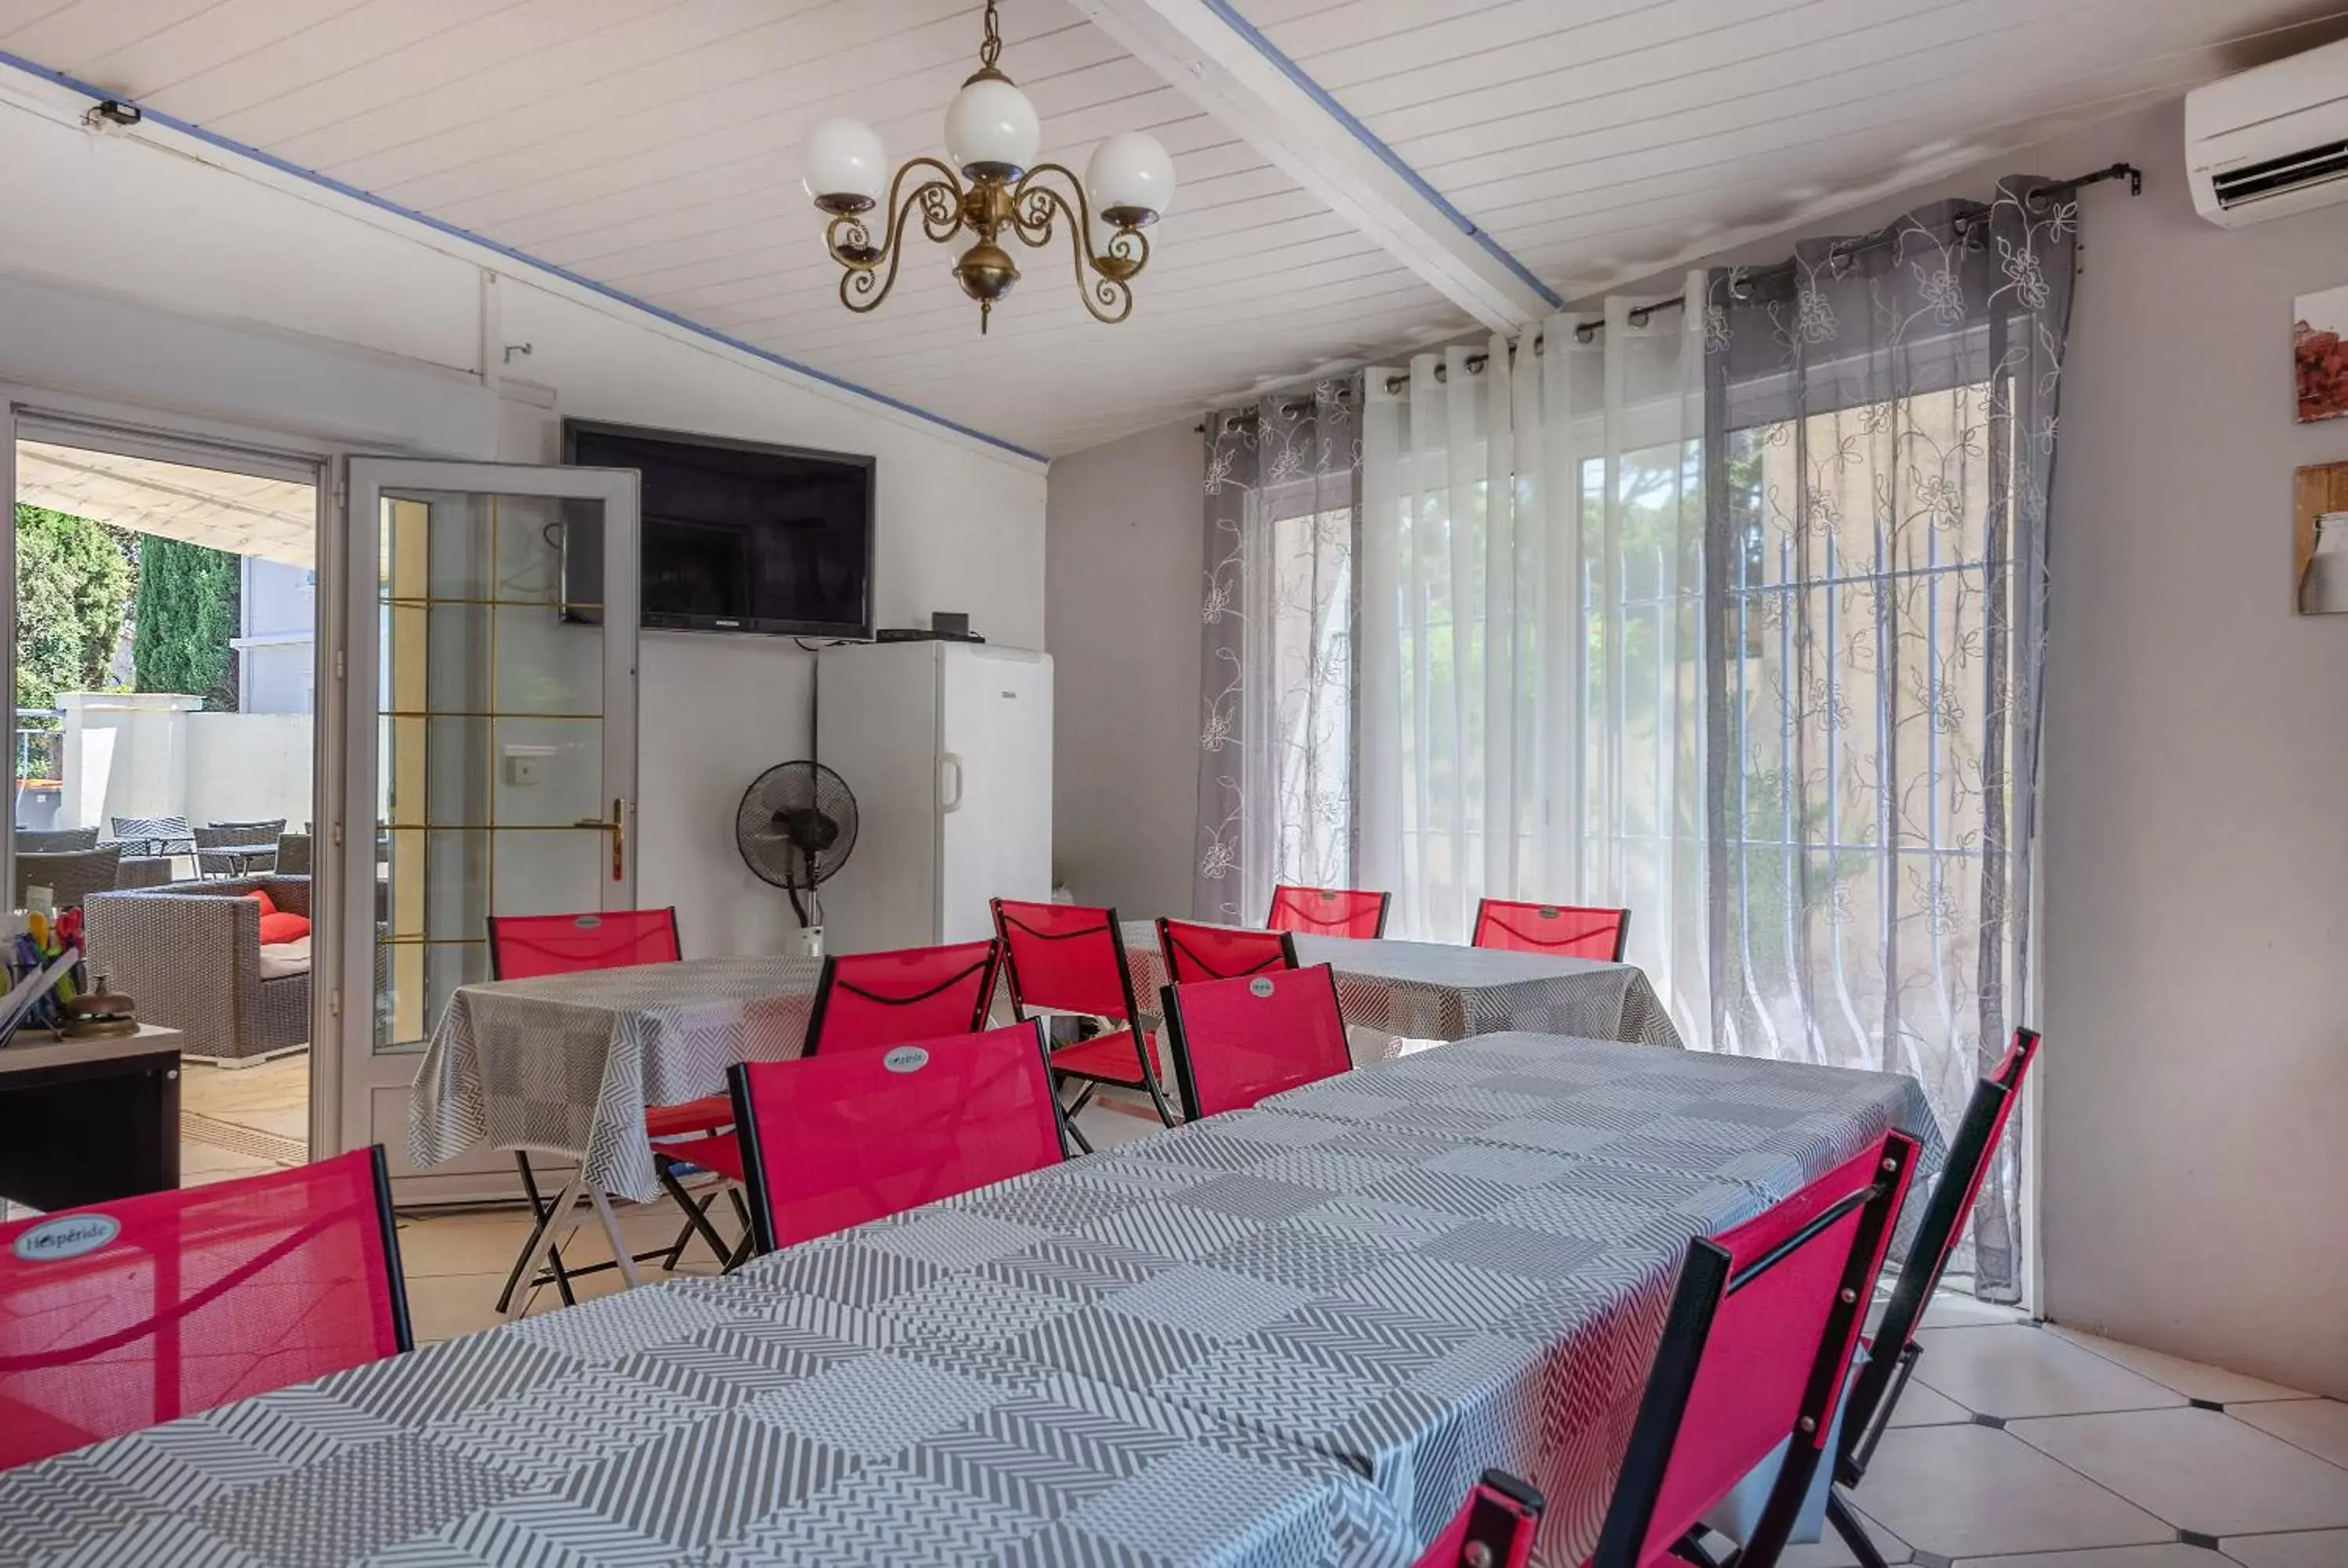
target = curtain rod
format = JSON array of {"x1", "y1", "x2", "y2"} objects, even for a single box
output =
[{"x1": 1372, "y1": 160, "x2": 2140, "y2": 397}]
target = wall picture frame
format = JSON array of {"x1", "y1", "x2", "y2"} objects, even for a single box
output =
[
  {"x1": 2292, "y1": 460, "x2": 2348, "y2": 613},
  {"x1": 2294, "y1": 285, "x2": 2348, "y2": 422}
]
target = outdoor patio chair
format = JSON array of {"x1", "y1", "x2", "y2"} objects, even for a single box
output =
[
  {"x1": 0, "y1": 1146, "x2": 410, "y2": 1471},
  {"x1": 672, "y1": 1020, "x2": 1070, "y2": 1266},
  {"x1": 1596, "y1": 1131, "x2": 1919, "y2": 1568},
  {"x1": 14, "y1": 845, "x2": 171, "y2": 912},
  {"x1": 15, "y1": 827, "x2": 97, "y2": 853},
  {"x1": 1154, "y1": 917, "x2": 1298, "y2": 984},
  {"x1": 1160, "y1": 962, "x2": 1351, "y2": 1119},
  {"x1": 107, "y1": 814, "x2": 196, "y2": 858},
  {"x1": 1267, "y1": 884, "x2": 1392, "y2": 939},
  {"x1": 197, "y1": 818, "x2": 286, "y2": 876},
  {"x1": 1471, "y1": 897, "x2": 1632, "y2": 961},
  {"x1": 992, "y1": 895, "x2": 1176, "y2": 1145},
  {"x1": 803, "y1": 939, "x2": 1000, "y2": 1055},
  {"x1": 1820, "y1": 1028, "x2": 2044, "y2": 1568},
  {"x1": 483, "y1": 908, "x2": 739, "y2": 1311},
  {"x1": 1411, "y1": 1472, "x2": 1545, "y2": 1568}
]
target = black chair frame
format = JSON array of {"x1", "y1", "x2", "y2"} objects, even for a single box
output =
[{"x1": 991, "y1": 899, "x2": 1177, "y2": 1149}]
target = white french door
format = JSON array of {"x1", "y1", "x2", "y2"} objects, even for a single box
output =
[{"x1": 333, "y1": 459, "x2": 639, "y2": 1183}]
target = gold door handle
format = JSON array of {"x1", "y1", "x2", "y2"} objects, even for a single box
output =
[{"x1": 569, "y1": 797, "x2": 627, "y2": 881}]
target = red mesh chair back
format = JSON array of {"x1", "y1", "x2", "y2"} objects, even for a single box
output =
[
  {"x1": 805, "y1": 940, "x2": 1000, "y2": 1055},
  {"x1": 728, "y1": 1020, "x2": 1069, "y2": 1253},
  {"x1": 991, "y1": 897, "x2": 1137, "y2": 1020},
  {"x1": 1593, "y1": 1131, "x2": 1919, "y2": 1568},
  {"x1": 0, "y1": 1148, "x2": 410, "y2": 1471},
  {"x1": 486, "y1": 907, "x2": 681, "y2": 979},
  {"x1": 1470, "y1": 897, "x2": 1630, "y2": 961},
  {"x1": 1411, "y1": 1470, "x2": 1544, "y2": 1568},
  {"x1": 1839, "y1": 1027, "x2": 2042, "y2": 1474},
  {"x1": 1155, "y1": 918, "x2": 1298, "y2": 985},
  {"x1": 1267, "y1": 885, "x2": 1391, "y2": 940},
  {"x1": 1161, "y1": 964, "x2": 1351, "y2": 1120}
]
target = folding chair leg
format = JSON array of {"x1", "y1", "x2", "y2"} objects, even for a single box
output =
[
  {"x1": 654, "y1": 1158, "x2": 736, "y2": 1270},
  {"x1": 498, "y1": 1153, "x2": 579, "y2": 1314},
  {"x1": 502, "y1": 1171, "x2": 585, "y2": 1320},
  {"x1": 1825, "y1": 1492, "x2": 1892, "y2": 1568}
]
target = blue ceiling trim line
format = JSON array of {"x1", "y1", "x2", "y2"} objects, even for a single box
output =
[
  {"x1": 1195, "y1": 0, "x2": 1561, "y2": 311},
  {"x1": 0, "y1": 50, "x2": 1050, "y2": 465}
]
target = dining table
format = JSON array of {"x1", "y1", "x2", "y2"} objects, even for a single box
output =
[
  {"x1": 36, "y1": 1032, "x2": 1945, "y2": 1567},
  {"x1": 1122, "y1": 922, "x2": 1684, "y2": 1056},
  {"x1": 411, "y1": 927, "x2": 1684, "y2": 1210}
]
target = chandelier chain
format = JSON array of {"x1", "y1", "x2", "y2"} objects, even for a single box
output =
[{"x1": 979, "y1": 1, "x2": 1002, "y2": 70}]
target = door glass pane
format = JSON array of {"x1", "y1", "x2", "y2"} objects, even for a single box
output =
[{"x1": 374, "y1": 490, "x2": 608, "y2": 1053}]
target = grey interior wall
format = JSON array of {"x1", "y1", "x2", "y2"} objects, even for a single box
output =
[
  {"x1": 2018, "y1": 102, "x2": 2348, "y2": 1395},
  {"x1": 1045, "y1": 419, "x2": 1205, "y2": 915}
]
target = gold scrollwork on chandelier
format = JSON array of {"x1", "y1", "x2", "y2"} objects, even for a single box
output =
[{"x1": 800, "y1": 2, "x2": 1176, "y2": 333}]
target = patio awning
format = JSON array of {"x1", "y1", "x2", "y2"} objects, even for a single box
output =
[{"x1": 17, "y1": 441, "x2": 315, "y2": 567}]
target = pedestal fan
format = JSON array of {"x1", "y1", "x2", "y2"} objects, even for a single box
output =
[{"x1": 736, "y1": 761, "x2": 858, "y2": 955}]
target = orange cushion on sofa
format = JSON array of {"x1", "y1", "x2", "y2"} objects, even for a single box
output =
[
  {"x1": 243, "y1": 887, "x2": 279, "y2": 917},
  {"x1": 257, "y1": 911, "x2": 310, "y2": 944}
]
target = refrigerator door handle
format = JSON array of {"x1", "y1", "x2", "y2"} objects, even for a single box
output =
[{"x1": 938, "y1": 751, "x2": 966, "y2": 813}]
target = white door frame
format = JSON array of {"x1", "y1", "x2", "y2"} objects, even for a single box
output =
[
  {"x1": 2, "y1": 385, "x2": 409, "y2": 1163},
  {"x1": 337, "y1": 458, "x2": 640, "y2": 1185}
]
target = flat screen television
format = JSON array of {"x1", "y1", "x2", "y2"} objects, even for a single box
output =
[{"x1": 560, "y1": 419, "x2": 875, "y2": 639}]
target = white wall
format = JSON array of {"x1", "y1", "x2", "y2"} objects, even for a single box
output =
[
  {"x1": 239, "y1": 558, "x2": 318, "y2": 714},
  {"x1": 185, "y1": 713, "x2": 312, "y2": 830},
  {"x1": 0, "y1": 90, "x2": 1047, "y2": 966},
  {"x1": 1044, "y1": 419, "x2": 1205, "y2": 915}
]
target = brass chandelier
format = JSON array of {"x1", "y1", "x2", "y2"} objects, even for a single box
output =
[{"x1": 799, "y1": 1, "x2": 1176, "y2": 333}]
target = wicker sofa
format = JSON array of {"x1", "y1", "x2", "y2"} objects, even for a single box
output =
[
  {"x1": 16, "y1": 846, "x2": 175, "y2": 911},
  {"x1": 85, "y1": 875, "x2": 312, "y2": 1065}
]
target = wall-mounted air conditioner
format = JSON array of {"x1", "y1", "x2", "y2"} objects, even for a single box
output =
[{"x1": 2187, "y1": 36, "x2": 2348, "y2": 228}]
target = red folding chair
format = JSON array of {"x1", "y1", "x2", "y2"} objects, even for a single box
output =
[
  {"x1": 992, "y1": 897, "x2": 1176, "y2": 1145},
  {"x1": 1267, "y1": 884, "x2": 1391, "y2": 939},
  {"x1": 1412, "y1": 1470, "x2": 1545, "y2": 1567},
  {"x1": 804, "y1": 940, "x2": 1000, "y2": 1055},
  {"x1": 1591, "y1": 1130, "x2": 1920, "y2": 1568},
  {"x1": 1155, "y1": 917, "x2": 1298, "y2": 984},
  {"x1": 0, "y1": 1148, "x2": 410, "y2": 1470},
  {"x1": 672, "y1": 1020, "x2": 1071, "y2": 1263},
  {"x1": 1471, "y1": 897, "x2": 1631, "y2": 961},
  {"x1": 484, "y1": 908, "x2": 730, "y2": 1309},
  {"x1": 1823, "y1": 1028, "x2": 2042, "y2": 1568},
  {"x1": 1159, "y1": 963, "x2": 1351, "y2": 1120}
]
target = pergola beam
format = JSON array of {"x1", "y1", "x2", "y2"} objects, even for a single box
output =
[{"x1": 1071, "y1": 0, "x2": 1559, "y2": 333}]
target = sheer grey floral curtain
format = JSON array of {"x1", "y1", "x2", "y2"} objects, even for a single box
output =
[
  {"x1": 1702, "y1": 179, "x2": 2073, "y2": 1299},
  {"x1": 1194, "y1": 381, "x2": 1361, "y2": 923}
]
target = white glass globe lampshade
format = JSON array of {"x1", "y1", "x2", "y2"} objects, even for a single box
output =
[
  {"x1": 802, "y1": 117, "x2": 888, "y2": 212},
  {"x1": 1086, "y1": 131, "x2": 1176, "y2": 225},
  {"x1": 943, "y1": 76, "x2": 1040, "y2": 178}
]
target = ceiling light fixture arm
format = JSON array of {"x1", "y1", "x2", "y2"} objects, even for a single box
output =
[
  {"x1": 825, "y1": 155, "x2": 965, "y2": 315},
  {"x1": 1008, "y1": 164, "x2": 1149, "y2": 325}
]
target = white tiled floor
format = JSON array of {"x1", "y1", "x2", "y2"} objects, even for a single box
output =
[{"x1": 385, "y1": 1095, "x2": 2348, "y2": 1568}]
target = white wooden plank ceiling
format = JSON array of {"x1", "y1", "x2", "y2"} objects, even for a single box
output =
[{"x1": 0, "y1": 0, "x2": 2333, "y2": 455}]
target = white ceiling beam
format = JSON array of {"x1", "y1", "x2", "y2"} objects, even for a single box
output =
[{"x1": 1069, "y1": 0, "x2": 1559, "y2": 333}]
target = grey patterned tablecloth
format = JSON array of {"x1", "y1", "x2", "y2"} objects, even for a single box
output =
[
  {"x1": 1124, "y1": 925, "x2": 1684, "y2": 1053},
  {"x1": 32, "y1": 1034, "x2": 1943, "y2": 1567},
  {"x1": 410, "y1": 956, "x2": 824, "y2": 1203}
]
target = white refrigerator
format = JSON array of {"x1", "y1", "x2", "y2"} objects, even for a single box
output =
[{"x1": 813, "y1": 639, "x2": 1053, "y2": 953}]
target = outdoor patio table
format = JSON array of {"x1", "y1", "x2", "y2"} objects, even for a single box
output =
[
  {"x1": 410, "y1": 955, "x2": 825, "y2": 1207},
  {"x1": 1123, "y1": 921, "x2": 1686, "y2": 1052},
  {"x1": 20, "y1": 1033, "x2": 1941, "y2": 1568}
]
